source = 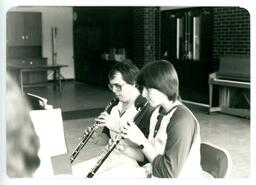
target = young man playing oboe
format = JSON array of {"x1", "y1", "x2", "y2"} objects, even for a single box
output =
[{"x1": 72, "y1": 60, "x2": 154, "y2": 178}]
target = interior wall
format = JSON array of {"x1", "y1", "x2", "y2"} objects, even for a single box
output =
[{"x1": 8, "y1": 7, "x2": 74, "y2": 80}]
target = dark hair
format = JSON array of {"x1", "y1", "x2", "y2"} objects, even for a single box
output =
[
  {"x1": 108, "y1": 59, "x2": 139, "y2": 85},
  {"x1": 137, "y1": 60, "x2": 180, "y2": 101}
]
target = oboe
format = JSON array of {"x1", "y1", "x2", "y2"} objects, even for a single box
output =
[
  {"x1": 86, "y1": 100, "x2": 148, "y2": 178},
  {"x1": 70, "y1": 98, "x2": 118, "y2": 164}
]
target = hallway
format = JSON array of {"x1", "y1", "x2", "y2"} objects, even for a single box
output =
[{"x1": 24, "y1": 81, "x2": 250, "y2": 178}]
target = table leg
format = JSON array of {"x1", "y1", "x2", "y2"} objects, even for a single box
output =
[
  {"x1": 57, "y1": 68, "x2": 62, "y2": 92},
  {"x1": 52, "y1": 69, "x2": 57, "y2": 91},
  {"x1": 209, "y1": 83, "x2": 213, "y2": 113},
  {"x1": 226, "y1": 86, "x2": 230, "y2": 107},
  {"x1": 52, "y1": 68, "x2": 62, "y2": 92},
  {"x1": 19, "y1": 70, "x2": 24, "y2": 93}
]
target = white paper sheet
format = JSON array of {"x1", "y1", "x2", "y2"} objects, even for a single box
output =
[{"x1": 30, "y1": 108, "x2": 67, "y2": 177}]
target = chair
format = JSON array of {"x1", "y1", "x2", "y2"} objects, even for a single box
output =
[
  {"x1": 200, "y1": 142, "x2": 232, "y2": 178},
  {"x1": 25, "y1": 93, "x2": 53, "y2": 110}
]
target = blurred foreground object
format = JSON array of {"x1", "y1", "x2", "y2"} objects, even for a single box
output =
[{"x1": 6, "y1": 73, "x2": 40, "y2": 177}]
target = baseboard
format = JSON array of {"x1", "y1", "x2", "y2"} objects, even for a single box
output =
[
  {"x1": 182, "y1": 99, "x2": 209, "y2": 108},
  {"x1": 62, "y1": 108, "x2": 104, "y2": 120},
  {"x1": 47, "y1": 78, "x2": 75, "y2": 82}
]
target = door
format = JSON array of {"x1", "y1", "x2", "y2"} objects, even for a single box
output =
[
  {"x1": 161, "y1": 8, "x2": 212, "y2": 104},
  {"x1": 74, "y1": 24, "x2": 104, "y2": 82}
]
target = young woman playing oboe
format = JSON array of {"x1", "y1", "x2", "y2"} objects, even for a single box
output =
[{"x1": 121, "y1": 60, "x2": 204, "y2": 178}]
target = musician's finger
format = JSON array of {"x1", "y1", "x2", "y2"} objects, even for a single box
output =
[
  {"x1": 101, "y1": 112, "x2": 109, "y2": 117},
  {"x1": 82, "y1": 130, "x2": 88, "y2": 136},
  {"x1": 97, "y1": 114, "x2": 107, "y2": 120},
  {"x1": 120, "y1": 124, "x2": 128, "y2": 132},
  {"x1": 95, "y1": 117, "x2": 106, "y2": 123},
  {"x1": 108, "y1": 138, "x2": 113, "y2": 145},
  {"x1": 121, "y1": 132, "x2": 128, "y2": 140},
  {"x1": 122, "y1": 125, "x2": 128, "y2": 130},
  {"x1": 121, "y1": 129, "x2": 128, "y2": 135},
  {"x1": 116, "y1": 143, "x2": 125, "y2": 152},
  {"x1": 127, "y1": 120, "x2": 135, "y2": 126},
  {"x1": 123, "y1": 122, "x2": 131, "y2": 131},
  {"x1": 88, "y1": 127, "x2": 93, "y2": 131}
]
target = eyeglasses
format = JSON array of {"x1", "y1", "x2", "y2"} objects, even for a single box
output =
[{"x1": 108, "y1": 83, "x2": 127, "y2": 92}]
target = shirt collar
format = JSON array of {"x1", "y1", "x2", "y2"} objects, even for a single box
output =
[{"x1": 159, "y1": 100, "x2": 182, "y2": 115}]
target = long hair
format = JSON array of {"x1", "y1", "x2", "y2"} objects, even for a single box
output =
[
  {"x1": 108, "y1": 59, "x2": 139, "y2": 85},
  {"x1": 137, "y1": 60, "x2": 180, "y2": 101},
  {"x1": 6, "y1": 73, "x2": 40, "y2": 177}
]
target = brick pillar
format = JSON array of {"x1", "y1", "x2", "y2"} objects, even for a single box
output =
[
  {"x1": 133, "y1": 7, "x2": 145, "y2": 68},
  {"x1": 133, "y1": 7, "x2": 160, "y2": 68}
]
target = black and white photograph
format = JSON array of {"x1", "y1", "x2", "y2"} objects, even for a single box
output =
[{"x1": 0, "y1": 1, "x2": 255, "y2": 185}]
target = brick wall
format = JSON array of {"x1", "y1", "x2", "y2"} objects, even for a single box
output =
[
  {"x1": 133, "y1": 7, "x2": 160, "y2": 68},
  {"x1": 132, "y1": 7, "x2": 250, "y2": 69},
  {"x1": 212, "y1": 7, "x2": 250, "y2": 61}
]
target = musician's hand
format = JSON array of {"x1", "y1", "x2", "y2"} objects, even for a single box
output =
[
  {"x1": 95, "y1": 111, "x2": 119, "y2": 132},
  {"x1": 95, "y1": 112, "x2": 111, "y2": 127},
  {"x1": 115, "y1": 140, "x2": 127, "y2": 152},
  {"x1": 79, "y1": 127, "x2": 92, "y2": 140},
  {"x1": 80, "y1": 127, "x2": 98, "y2": 144},
  {"x1": 121, "y1": 121, "x2": 147, "y2": 146}
]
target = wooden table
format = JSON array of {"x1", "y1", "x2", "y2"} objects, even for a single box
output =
[{"x1": 7, "y1": 64, "x2": 68, "y2": 92}]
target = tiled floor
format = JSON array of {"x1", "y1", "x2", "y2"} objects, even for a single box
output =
[
  {"x1": 24, "y1": 81, "x2": 250, "y2": 178},
  {"x1": 25, "y1": 81, "x2": 115, "y2": 112}
]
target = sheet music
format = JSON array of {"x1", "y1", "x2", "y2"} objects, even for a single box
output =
[{"x1": 30, "y1": 108, "x2": 67, "y2": 177}]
